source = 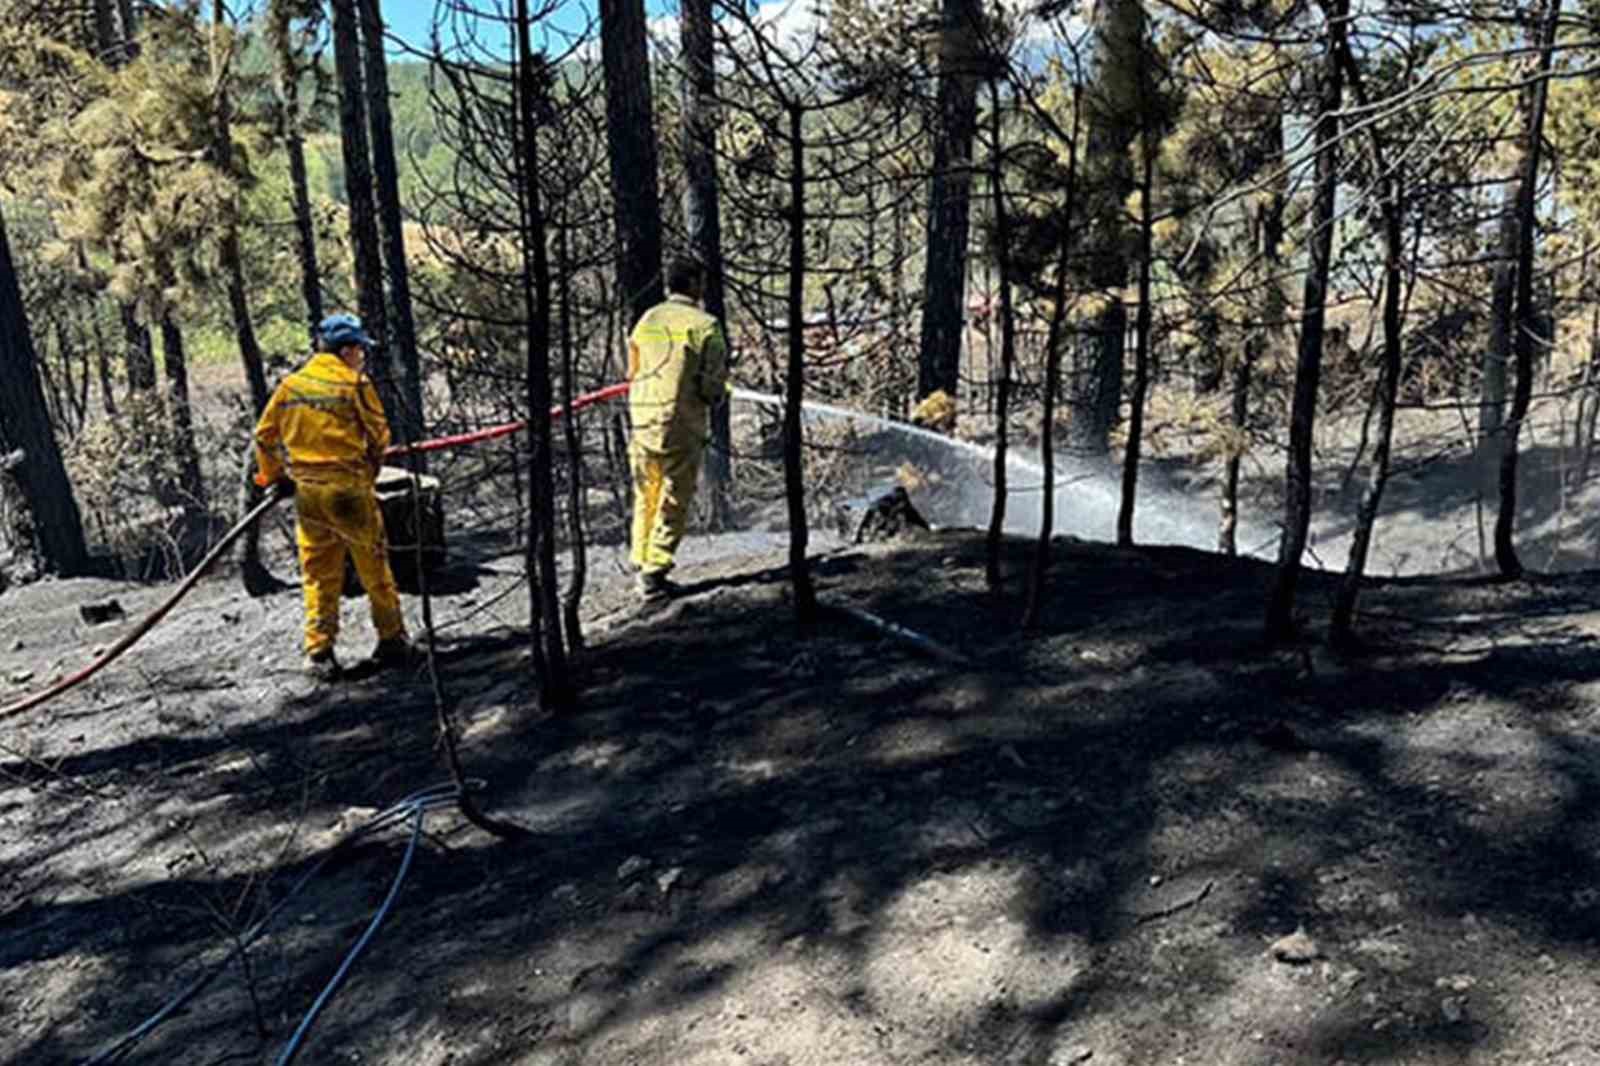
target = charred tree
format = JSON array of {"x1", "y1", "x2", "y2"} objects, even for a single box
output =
[
  {"x1": 328, "y1": 0, "x2": 398, "y2": 414},
  {"x1": 1065, "y1": 0, "x2": 1143, "y2": 456},
  {"x1": 359, "y1": 0, "x2": 426, "y2": 450},
  {"x1": 1021, "y1": 84, "x2": 1082, "y2": 632},
  {"x1": 513, "y1": 0, "x2": 573, "y2": 712},
  {"x1": 557, "y1": 218, "x2": 587, "y2": 654},
  {"x1": 268, "y1": 0, "x2": 325, "y2": 331},
  {"x1": 210, "y1": 0, "x2": 268, "y2": 416},
  {"x1": 120, "y1": 304, "x2": 157, "y2": 398},
  {"x1": 0, "y1": 205, "x2": 91, "y2": 576},
  {"x1": 985, "y1": 76, "x2": 1017, "y2": 588},
  {"x1": 916, "y1": 0, "x2": 983, "y2": 405},
  {"x1": 681, "y1": 0, "x2": 733, "y2": 527},
  {"x1": 1264, "y1": 0, "x2": 1344, "y2": 640},
  {"x1": 1328, "y1": 23, "x2": 1409, "y2": 644},
  {"x1": 600, "y1": 0, "x2": 665, "y2": 325},
  {"x1": 158, "y1": 313, "x2": 208, "y2": 521},
  {"x1": 1220, "y1": 115, "x2": 1285, "y2": 556},
  {"x1": 1493, "y1": 0, "x2": 1560, "y2": 578},
  {"x1": 783, "y1": 101, "x2": 818, "y2": 622},
  {"x1": 1116, "y1": 138, "x2": 1156, "y2": 548}
]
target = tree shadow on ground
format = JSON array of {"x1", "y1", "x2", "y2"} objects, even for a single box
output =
[{"x1": 8, "y1": 534, "x2": 1600, "y2": 1065}]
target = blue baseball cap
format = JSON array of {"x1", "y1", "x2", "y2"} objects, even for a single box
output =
[{"x1": 317, "y1": 312, "x2": 376, "y2": 351}]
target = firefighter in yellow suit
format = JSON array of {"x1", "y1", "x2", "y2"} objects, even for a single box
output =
[
  {"x1": 628, "y1": 258, "x2": 729, "y2": 601},
  {"x1": 254, "y1": 313, "x2": 410, "y2": 679}
]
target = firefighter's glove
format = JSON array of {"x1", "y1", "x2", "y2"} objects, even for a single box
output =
[{"x1": 272, "y1": 477, "x2": 296, "y2": 501}]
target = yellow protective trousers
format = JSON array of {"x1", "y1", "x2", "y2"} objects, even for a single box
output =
[
  {"x1": 293, "y1": 477, "x2": 406, "y2": 656},
  {"x1": 629, "y1": 442, "x2": 703, "y2": 575}
]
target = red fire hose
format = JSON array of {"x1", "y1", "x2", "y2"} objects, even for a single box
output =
[
  {"x1": 385, "y1": 382, "x2": 631, "y2": 459},
  {"x1": 0, "y1": 382, "x2": 632, "y2": 722}
]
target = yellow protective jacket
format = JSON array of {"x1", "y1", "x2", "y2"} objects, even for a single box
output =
[
  {"x1": 254, "y1": 353, "x2": 391, "y2": 486},
  {"x1": 627, "y1": 294, "x2": 728, "y2": 453}
]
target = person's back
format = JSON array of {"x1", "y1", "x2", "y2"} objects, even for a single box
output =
[
  {"x1": 254, "y1": 313, "x2": 409, "y2": 677},
  {"x1": 625, "y1": 259, "x2": 728, "y2": 601},
  {"x1": 266, "y1": 353, "x2": 390, "y2": 484},
  {"x1": 628, "y1": 294, "x2": 725, "y2": 454}
]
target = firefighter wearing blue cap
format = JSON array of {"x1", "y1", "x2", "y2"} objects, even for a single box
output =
[{"x1": 253, "y1": 313, "x2": 410, "y2": 679}]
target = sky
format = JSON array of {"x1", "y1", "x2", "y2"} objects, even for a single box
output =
[
  {"x1": 378, "y1": 0, "x2": 1068, "y2": 66},
  {"x1": 385, "y1": 1, "x2": 615, "y2": 41},
  {"x1": 380, "y1": 1, "x2": 747, "y2": 59},
  {"x1": 381, "y1": 1, "x2": 598, "y2": 58}
]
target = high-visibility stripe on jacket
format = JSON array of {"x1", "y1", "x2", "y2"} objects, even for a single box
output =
[
  {"x1": 627, "y1": 294, "x2": 729, "y2": 453},
  {"x1": 254, "y1": 354, "x2": 391, "y2": 486}
]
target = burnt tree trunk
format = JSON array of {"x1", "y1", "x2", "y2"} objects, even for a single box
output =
[
  {"x1": 1021, "y1": 85, "x2": 1082, "y2": 633},
  {"x1": 270, "y1": 0, "x2": 324, "y2": 331},
  {"x1": 328, "y1": 0, "x2": 398, "y2": 414},
  {"x1": 158, "y1": 313, "x2": 209, "y2": 519},
  {"x1": 1066, "y1": 302, "x2": 1124, "y2": 456},
  {"x1": 1331, "y1": 204, "x2": 1404, "y2": 642},
  {"x1": 1577, "y1": 308, "x2": 1600, "y2": 486},
  {"x1": 218, "y1": 0, "x2": 274, "y2": 594},
  {"x1": 916, "y1": 0, "x2": 982, "y2": 404},
  {"x1": 1219, "y1": 357, "x2": 1251, "y2": 555},
  {"x1": 1021, "y1": 240, "x2": 1079, "y2": 631},
  {"x1": 600, "y1": 0, "x2": 665, "y2": 325},
  {"x1": 1494, "y1": 0, "x2": 1560, "y2": 578},
  {"x1": 283, "y1": 122, "x2": 322, "y2": 328},
  {"x1": 121, "y1": 304, "x2": 157, "y2": 398},
  {"x1": 91, "y1": 308, "x2": 117, "y2": 418},
  {"x1": 90, "y1": 0, "x2": 117, "y2": 61},
  {"x1": 681, "y1": 0, "x2": 732, "y2": 526},
  {"x1": 558, "y1": 218, "x2": 587, "y2": 654},
  {"x1": 359, "y1": 0, "x2": 426, "y2": 450},
  {"x1": 985, "y1": 78, "x2": 1017, "y2": 589},
  {"x1": 784, "y1": 102, "x2": 817, "y2": 623},
  {"x1": 216, "y1": 258, "x2": 265, "y2": 408},
  {"x1": 1478, "y1": 78, "x2": 1533, "y2": 507},
  {"x1": 1219, "y1": 116, "x2": 1284, "y2": 556},
  {"x1": 1264, "y1": 0, "x2": 1343, "y2": 641},
  {"x1": 1116, "y1": 140, "x2": 1157, "y2": 547},
  {"x1": 211, "y1": 0, "x2": 269, "y2": 416},
  {"x1": 514, "y1": 1, "x2": 572, "y2": 712},
  {"x1": 1329, "y1": 21, "x2": 1408, "y2": 644},
  {"x1": 0, "y1": 205, "x2": 90, "y2": 576}
]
